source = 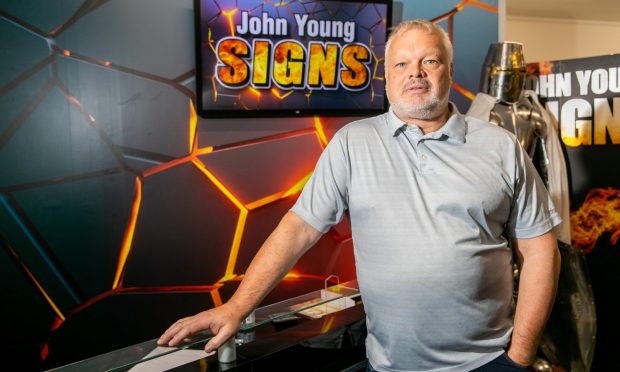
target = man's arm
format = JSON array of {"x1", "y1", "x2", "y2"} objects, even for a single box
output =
[
  {"x1": 157, "y1": 211, "x2": 323, "y2": 352},
  {"x1": 507, "y1": 230, "x2": 561, "y2": 366}
]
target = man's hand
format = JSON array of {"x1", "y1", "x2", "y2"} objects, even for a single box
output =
[
  {"x1": 157, "y1": 212, "x2": 322, "y2": 353},
  {"x1": 157, "y1": 302, "x2": 244, "y2": 353}
]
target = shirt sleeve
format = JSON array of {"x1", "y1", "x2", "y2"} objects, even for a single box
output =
[
  {"x1": 290, "y1": 129, "x2": 350, "y2": 233},
  {"x1": 505, "y1": 139, "x2": 562, "y2": 239}
]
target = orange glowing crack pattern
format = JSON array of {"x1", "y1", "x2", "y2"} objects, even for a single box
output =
[
  {"x1": 437, "y1": 0, "x2": 497, "y2": 25},
  {"x1": 191, "y1": 160, "x2": 245, "y2": 211},
  {"x1": 189, "y1": 99, "x2": 198, "y2": 152},
  {"x1": 225, "y1": 209, "x2": 249, "y2": 280},
  {"x1": 191, "y1": 159, "x2": 248, "y2": 281},
  {"x1": 196, "y1": 146, "x2": 214, "y2": 156},
  {"x1": 282, "y1": 172, "x2": 313, "y2": 198},
  {"x1": 112, "y1": 177, "x2": 142, "y2": 289},
  {"x1": 271, "y1": 88, "x2": 294, "y2": 100},
  {"x1": 208, "y1": 28, "x2": 216, "y2": 54},
  {"x1": 284, "y1": 271, "x2": 300, "y2": 279},
  {"x1": 368, "y1": 34, "x2": 384, "y2": 102},
  {"x1": 4, "y1": 242, "x2": 65, "y2": 321},
  {"x1": 50, "y1": 316, "x2": 64, "y2": 332},
  {"x1": 211, "y1": 128, "x2": 315, "y2": 152},
  {"x1": 451, "y1": 81, "x2": 476, "y2": 100},
  {"x1": 244, "y1": 170, "x2": 313, "y2": 210},
  {"x1": 143, "y1": 153, "x2": 193, "y2": 177},
  {"x1": 245, "y1": 191, "x2": 284, "y2": 211},
  {"x1": 461, "y1": 0, "x2": 498, "y2": 13},
  {"x1": 211, "y1": 288, "x2": 224, "y2": 307},
  {"x1": 211, "y1": 76, "x2": 218, "y2": 102},
  {"x1": 233, "y1": 272, "x2": 335, "y2": 283},
  {"x1": 371, "y1": 58, "x2": 384, "y2": 81},
  {"x1": 40, "y1": 343, "x2": 50, "y2": 361},
  {"x1": 313, "y1": 116, "x2": 329, "y2": 147},
  {"x1": 249, "y1": 87, "x2": 261, "y2": 98},
  {"x1": 571, "y1": 188, "x2": 620, "y2": 253},
  {"x1": 222, "y1": 9, "x2": 239, "y2": 37}
]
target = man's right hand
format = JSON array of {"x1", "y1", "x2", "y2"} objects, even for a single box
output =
[
  {"x1": 157, "y1": 302, "x2": 244, "y2": 353},
  {"x1": 157, "y1": 212, "x2": 322, "y2": 354}
]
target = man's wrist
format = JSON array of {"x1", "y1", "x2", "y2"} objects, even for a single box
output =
[
  {"x1": 506, "y1": 348, "x2": 533, "y2": 367},
  {"x1": 224, "y1": 297, "x2": 254, "y2": 322}
]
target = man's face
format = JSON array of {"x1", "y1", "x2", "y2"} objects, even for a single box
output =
[{"x1": 386, "y1": 29, "x2": 453, "y2": 121}]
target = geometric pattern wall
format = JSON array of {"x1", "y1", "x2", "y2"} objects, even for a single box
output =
[
  {"x1": 0, "y1": 1, "x2": 355, "y2": 369},
  {"x1": 0, "y1": 1, "x2": 498, "y2": 369}
]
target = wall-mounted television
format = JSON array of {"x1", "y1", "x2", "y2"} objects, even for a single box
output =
[{"x1": 194, "y1": 0, "x2": 392, "y2": 118}]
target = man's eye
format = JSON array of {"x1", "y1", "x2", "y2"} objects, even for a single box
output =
[
  {"x1": 394, "y1": 62, "x2": 405, "y2": 68},
  {"x1": 424, "y1": 59, "x2": 439, "y2": 65}
]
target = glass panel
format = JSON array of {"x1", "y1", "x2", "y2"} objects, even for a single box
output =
[
  {"x1": 246, "y1": 280, "x2": 359, "y2": 329},
  {"x1": 48, "y1": 332, "x2": 213, "y2": 372},
  {"x1": 49, "y1": 280, "x2": 360, "y2": 371}
]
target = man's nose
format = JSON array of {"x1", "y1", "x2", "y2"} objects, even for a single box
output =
[{"x1": 408, "y1": 63, "x2": 426, "y2": 78}]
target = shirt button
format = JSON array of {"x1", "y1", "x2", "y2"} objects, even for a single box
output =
[{"x1": 421, "y1": 154, "x2": 428, "y2": 160}]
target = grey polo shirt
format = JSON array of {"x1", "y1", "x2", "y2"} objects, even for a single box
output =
[{"x1": 291, "y1": 105, "x2": 560, "y2": 372}]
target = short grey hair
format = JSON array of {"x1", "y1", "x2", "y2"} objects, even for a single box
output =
[{"x1": 385, "y1": 19, "x2": 453, "y2": 67}]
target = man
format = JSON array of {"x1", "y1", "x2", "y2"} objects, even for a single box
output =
[{"x1": 158, "y1": 20, "x2": 561, "y2": 371}]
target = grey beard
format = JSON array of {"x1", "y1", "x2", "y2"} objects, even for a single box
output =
[{"x1": 392, "y1": 93, "x2": 447, "y2": 120}]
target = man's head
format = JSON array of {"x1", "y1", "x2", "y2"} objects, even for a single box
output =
[{"x1": 385, "y1": 20, "x2": 453, "y2": 123}]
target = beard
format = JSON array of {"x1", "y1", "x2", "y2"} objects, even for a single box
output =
[{"x1": 389, "y1": 79, "x2": 449, "y2": 120}]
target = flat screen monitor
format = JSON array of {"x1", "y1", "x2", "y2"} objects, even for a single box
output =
[{"x1": 194, "y1": 0, "x2": 392, "y2": 118}]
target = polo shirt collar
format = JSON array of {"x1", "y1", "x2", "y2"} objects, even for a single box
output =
[{"x1": 388, "y1": 103, "x2": 466, "y2": 143}]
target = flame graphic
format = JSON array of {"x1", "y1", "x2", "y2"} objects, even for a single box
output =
[
  {"x1": 570, "y1": 188, "x2": 620, "y2": 253},
  {"x1": 526, "y1": 61, "x2": 554, "y2": 76}
]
